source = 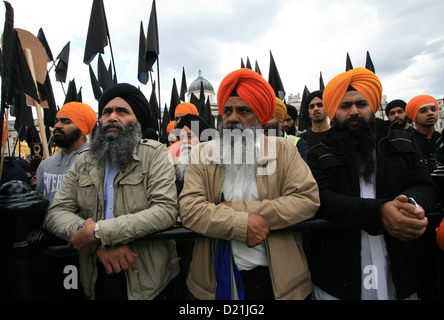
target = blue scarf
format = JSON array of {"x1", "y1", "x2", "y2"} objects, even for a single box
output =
[{"x1": 215, "y1": 239, "x2": 245, "y2": 300}]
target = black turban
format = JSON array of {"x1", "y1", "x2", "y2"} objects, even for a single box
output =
[
  {"x1": 176, "y1": 114, "x2": 211, "y2": 142},
  {"x1": 98, "y1": 83, "x2": 151, "y2": 133},
  {"x1": 385, "y1": 99, "x2": 407, "y2": 117},
  {"x1": 286, "y1": 104, "x2": 298, "y2": 120},
  {"x1": 299, "y1": 90, "x2": 323, "y2": 131}
]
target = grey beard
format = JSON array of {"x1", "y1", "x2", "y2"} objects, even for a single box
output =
[
  {"x1": 89, "y1": 122, "x2": 142, "y2": 170},
  {"x1": 218, "y1": 122, "x2": 261, "y2": 168}
]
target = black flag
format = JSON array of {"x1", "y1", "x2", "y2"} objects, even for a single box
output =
[
  {"x1": 319, "y1": 72, "x2": 325, "y2": 91},
  {"x1": 84, "y1": 0, "x2": 109, "y2": 64},
  {"x1": 268, "y1": 51, "x2": 285, "y2": 101},
  {"x1": 89, "y1": 64, "x2": 102, "y2": 100},
  {"x1": 159, "y1": 104, "x2": 169, "y2": 145},
  {"x1": 97, "y1": 54, "x2": 113, "y2": 91},
  {"x1": 246, "y1": 57, "x2": 252, "y2": 69},
  {"x1": 180, "y1": 67, "x2": 187, "y2": 102},
  {"x1": 346, "y1": 52, "x2": 353, "y2": 71},
  {"x1": 255, "y1": 60, "x2": 262, "y2": 76},
  {"x1": 37, "y1": 28, "x2": 54, "y2": 63},
  {"x1": 138, "y1": 21, "x2": 149, "y2": 85},
  {"x1": 169, "y1": 78, "x2": 180, "y2": 122},
  {"x1": 55, "y1": 42, "x2": 70, "y2": 83},
  {"x1": 149, "y1": 81, "x2": 160, "y2": 133},
  {"x1": 145, "y1": 0, "x2": 159, "y2": 73},
  {"x1": 366, "y1": 51, "x2": 375, "y2": 73}
]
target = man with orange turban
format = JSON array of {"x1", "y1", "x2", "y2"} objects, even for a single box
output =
[
  {"x1": 36, "y1": 101, "x2": 97, "y2": 204},
  {"x1": 306, "y1": 67, "x2": 438, "y2": 300},
  {"x1": 179, "y1": 68, "x2": 320, "y2": 300},
  {"x1": 174, "y1": 102, "x2": 199, "y2": 126},
  {"x1": 405, "y1": 95, "x2": 441, "y2": 169}
]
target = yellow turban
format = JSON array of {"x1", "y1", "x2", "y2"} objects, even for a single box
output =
[
  {"x1": 274, "y1": 98, "x2": 287, "y2": 122},
  {"x1": 323, "y1": 68, "x2": 382, "y2": 120},
  {"x1": 405, "y1": 95, "x2": 438, "y2": 122},
  {"x1": 57, "y1": 102, "x2": 97, "y2": 136}
]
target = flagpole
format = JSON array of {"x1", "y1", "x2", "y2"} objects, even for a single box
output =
[
  {"x1": 156, "y1": 59, "x2": 161, "y2": 121},
  {"x1": 100, "y1": 0, "x2": 117, "y2": 82}
]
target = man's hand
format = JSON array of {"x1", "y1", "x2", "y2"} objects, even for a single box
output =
[
  {"x1": 67, "y1": 218, "x2": 100, "y2": 254},
  {"x1": 96, "y1": 245, "x2": 138, "y2": 275},
  {"x1": 380, "y1": 195, "x2": 428, "y2": 241},
  {"x1": 246, "y1": 214, "x2": 271, "y2": 247}
]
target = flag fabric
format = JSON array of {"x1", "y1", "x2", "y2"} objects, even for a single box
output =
[
  {"x1": 319, "y1": 72, "x2": 325, "y2": 91},
  {"x1": 190, "y1": 93, "x2": 200, "y2": 112},
  {"x1": 41, "y1": 73, "x2": 58, "y2": 141},
  {"x1": 366, "y1": 51, "x2": 375, "y2": 73},
  {"x1": 159, "y1": 104, "x2": 169, "y2": 145},
  {"x1": 255, "y1": 60, "x2": 262, "y2": 76},
  {"x1": 198, "y1": 81, "x2": 207, "y2": 117},
  {"x1": 298, "y1": 85, "x2": 312, "y2": 132},
  {"x1": 97, "y1": 54, "x2": 113, "y2": 91},
  {"x1": 64, "y1": 79, "x2": 82, "y2": 104},
  {"x1": 37, "y1": 28, "x2": 54, "y2": 63},
  {"x1": 180, "y1": 66, "x2": 187, "y2": 102},
  {"x1": 145, "y1": 0, "x2": 159, "y2": 72},
  {"x1": 84, "y1": 0, "x2": 109, "y2": 64},
  {"x1": 149, "y1": 81, "x2": 160, "y2": 133},
  {"x1": 246, "y1": 57, "x2": 252, "y2": 69},
  {"x1": 55, "y1": 41, "x2": 70, "y2": 83},
  {"x1": 89, "y1": 64, "x2": 102, "y2": 100},
  {"x1": 12, "y1": 30, "x2": 40, "y2": 103},
  {"x1": 268, "y1": 51, "x2": 285, "y2": 101},
  {"x1": 205, "y1": 96, "x2": 214, "y2": 129},
  {"x1": 346, "y1": 52, "x2": 353, "y2": 71},
  {"x1": 138, "y1": 21, "x2": 149, "y2": 85},
  {"x1": 169, "y1": 78, "x2": 181, "y2": 121}
]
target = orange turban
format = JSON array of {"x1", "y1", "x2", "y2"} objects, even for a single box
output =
[
  {"x1": 405, "y1": 95, "x2": 438, "y2": 122},
  {"x1": 57, "y1": 102, "x2": 97, "y2": 136},
  {"x1": 323, "y1": 67, "x2": 382, "y2": 121},
  {"x1": 274, "y1": 98, "x2": 287, "y2": 122},
  {"x1": 217, "y1": 68, "x2": 276, "y2": 125},
  {"x1": 167, "y1": 121, "x2": 175, "y2": 133},
  {"x1": 175, "y1": 102, "x2": 198, "y2": 116},
  {"x1": 436, "y1": 218, "x2": 444, "y2": 251}
]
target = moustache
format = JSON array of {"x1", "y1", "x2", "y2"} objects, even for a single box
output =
[
  {"x1": 102, "y1": 122, "x2": 126, "y2": 131},
  {"x1": 344, "y1": 115, "x2": 366, "y2": 126},
  {"x1": 53, "y1": 128, "x2": 64, "y2": 135}
]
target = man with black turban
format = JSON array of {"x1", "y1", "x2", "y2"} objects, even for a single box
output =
[
  {"x1": 45, "y1": 83, "x2": 180, "y2": 300},
  {"x1": 281, "y1": 104, "x2": 298, "y2": 136},
  {"x1": 385, "y1": 99, "x2": 411, "y2": 131},
  {"x1": 306, "y1": 68, "x2": 438, "y2": 300}
]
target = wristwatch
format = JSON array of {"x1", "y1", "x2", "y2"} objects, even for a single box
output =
[{"x1": 94, "y1": 223, "x2": 101, "y2": 239}]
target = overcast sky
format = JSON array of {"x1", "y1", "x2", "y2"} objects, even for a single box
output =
[{"x1": 1, "y1": 0, "x2": 444, "y2": 115}]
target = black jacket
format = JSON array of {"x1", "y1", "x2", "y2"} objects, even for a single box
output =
[{"x1": 306, "y1": 119, "x2": 439, "y2": 300}]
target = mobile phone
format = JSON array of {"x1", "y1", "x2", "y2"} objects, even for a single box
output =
[{"x1": 408, "y1": 197, "x2": 419, "y2": 208}]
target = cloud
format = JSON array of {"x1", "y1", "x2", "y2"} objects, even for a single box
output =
[{"x1": 1, "y1": 0, "x2": 444, "y2": 119}]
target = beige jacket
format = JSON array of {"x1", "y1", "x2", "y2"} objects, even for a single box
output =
[
  {"x1": 178, "y1": 135, "x2": 320, "y2": 300},
  {"x1": 45, "y1": 139, "x2": 180, "y2": 300}
]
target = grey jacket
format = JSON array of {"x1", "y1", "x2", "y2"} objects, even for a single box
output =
[{"x1": 45, "y1": 139, "x2": 180, "y2": 300}]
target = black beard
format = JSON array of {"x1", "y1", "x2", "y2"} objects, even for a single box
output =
[
  {"x1": 331, "y1": 115, "x2": 377, "y2": 182},
  {"x1": 391, "y1": 117, "x2": 408, "y2": 129},
  {"x1": 89, "y1": 122, "x2": 142, "y2": 170},
  {"x1": 53, "y1": 128, "x2": 82, "y2": 148}
]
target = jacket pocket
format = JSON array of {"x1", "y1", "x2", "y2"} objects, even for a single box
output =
[
  {"x1": 77, "y1": 172, "x2": 98, "y2": 218},
  {"x1": 118, "y1": 172, "x2": 149, "y2": 214}
]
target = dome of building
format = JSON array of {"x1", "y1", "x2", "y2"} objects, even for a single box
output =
[{"x1": 189, "y1": 70, "x2": 214, "y2": 93}]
